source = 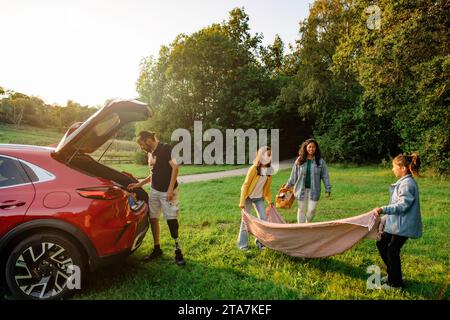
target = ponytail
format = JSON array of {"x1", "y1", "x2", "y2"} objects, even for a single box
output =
[
  {"x1": 408, "y1": 153, "x2": 421, "y2": 177},
  {"x1": 393, "y1": 153, "x2": 421, "y2": 177}
]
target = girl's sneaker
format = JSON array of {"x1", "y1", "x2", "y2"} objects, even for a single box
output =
[{"x1": 255, "y1": 240, "x2": 266, "y2": 250}]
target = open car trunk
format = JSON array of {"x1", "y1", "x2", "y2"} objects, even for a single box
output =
[
  {"x1": 52, "y1": 99, "x2": 152, "y2": 203},
  {"x1": 65, "y1": 153, "x2": 149, "y2": 203}
]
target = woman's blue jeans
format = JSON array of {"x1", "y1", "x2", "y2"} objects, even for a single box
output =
[{"x1": 237, "y1": 197, "x2": 267, "y2": 249}]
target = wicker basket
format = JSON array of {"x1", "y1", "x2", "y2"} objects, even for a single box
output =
[{"x1": 275, "y1": 184, "x2": 295, "y2": 209}]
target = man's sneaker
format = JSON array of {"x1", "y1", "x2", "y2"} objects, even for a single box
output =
[
  {"x1": 143, "y1": 247, "x2": 163, "y2": 262},
  {"x1": 175, "y1": 249, "x2": 186, "y2": 266}
]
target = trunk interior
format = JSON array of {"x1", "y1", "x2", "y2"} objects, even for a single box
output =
[{"x1": 58, "y1": 153, "x2": 149, "y2": 202}]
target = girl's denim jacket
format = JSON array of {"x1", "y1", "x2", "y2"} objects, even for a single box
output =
[
  {"x1": 286, "y1": 157, "x2": 331, "y2": 201},
  {"x1": 381, "y1": 174, "x2": 423, "y2": 239}
]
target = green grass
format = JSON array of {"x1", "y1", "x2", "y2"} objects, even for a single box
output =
[
  {"x1": 0, "y1": 124, "x2": 137, "y2": 153},
  {"x1": 75, "y1": 166, "x2": 449, "y2": 300},
  {"x1": 0, "y1": 124, "x2": 62, "y2": 146}
]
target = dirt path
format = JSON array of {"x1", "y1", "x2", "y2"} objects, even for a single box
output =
[{"x1": 178, "y1": 159, "x2": 295, "y2": 184}]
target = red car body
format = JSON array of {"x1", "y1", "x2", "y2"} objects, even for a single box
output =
[
  {"x1": 0, "y1": 99, "x2": 152, "y2": 299},
  {"x1": 0, "y1": 145, "x2": 149, "y2": 257}
]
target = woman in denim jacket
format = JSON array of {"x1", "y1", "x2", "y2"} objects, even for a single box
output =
[
  {"x1": 286, "y1": 139, "x2": 331, "y2": 223},
  {"x1": 374, "y1": 154, "x2": 422, "y2": 289}
]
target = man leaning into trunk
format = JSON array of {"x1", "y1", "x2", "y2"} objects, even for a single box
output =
[{"x1": 128, "y1": 131, "x2": 186, "y2": 266}]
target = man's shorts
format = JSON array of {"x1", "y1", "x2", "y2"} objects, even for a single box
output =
[{"x1": 148, "y1": 187, "x2": 179, "y2": 220}]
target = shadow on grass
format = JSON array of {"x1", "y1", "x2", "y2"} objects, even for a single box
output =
[
  {"x1": 75, "y1": 254, "x2": 309, "y2": 300},
  {"x1": 275, "y1": 251, "x2": 444, "y2": 299},
  {"x1": 403, "y1": 279, "x2": 448, "y2": 300},
  {"x1": 1, "y1": 251, "x2": 443, "y2": 300}
]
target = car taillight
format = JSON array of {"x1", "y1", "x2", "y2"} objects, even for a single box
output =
[{"x1": 76, "y1": 186, "x2": 125, "y2": 200}]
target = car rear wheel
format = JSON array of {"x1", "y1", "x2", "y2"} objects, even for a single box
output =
[{"x1": 5, "y1": 232, "x2": 84, "y2": 300}]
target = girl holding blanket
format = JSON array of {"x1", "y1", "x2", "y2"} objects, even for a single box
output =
[
  {"x1": 237, "y1": 146, "x2": 274, "y2": 250},
  {"x1": 374, "y1": 154, "x2": 423, "y2": 289},
  {"x1": 286, "y1": 139, "x2": 331, "y2": 223}
]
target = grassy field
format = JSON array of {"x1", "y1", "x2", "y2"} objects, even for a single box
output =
[
  {"x1": 0, "y1": 124, "x2": 62, "y2": 146},
  {"x1": 75, "y1": 166, "x2": 449, "y2": 300},
  {"x1": 0, "y1": 124, "x2": 138, "y2": 152}
]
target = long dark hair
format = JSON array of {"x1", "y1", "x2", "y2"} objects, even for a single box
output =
[
  {"x1": 393, "y1": 153, "x2": 421, "y2": 177},
  {"x1": 296, "y1": 139, "x2": 321, "y2": 166}
]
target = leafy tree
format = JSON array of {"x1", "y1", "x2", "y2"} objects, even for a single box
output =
[
  {"x1": 333, "y1": 0, "x2": 449, "y2": 172},
  {"x1": 138, "y1": 9, "x2": 271, "y2": 133},
  {"x1": 0, "y1": 88, "x2": 97, "y2": 132},
  {"x1": 261, "y1": 34, "x2": 285, "y2": 76}
]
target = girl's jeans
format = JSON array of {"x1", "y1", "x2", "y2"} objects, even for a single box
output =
[
  {"x1": 297, "y1": 188, "x2": 317, "y2": 223},
  {"x1": 376, "y1": 232, "x2": 408, "y2": 287},
  {"x1": 237, "y1": 197, "x2": 266, "y2": 249}
]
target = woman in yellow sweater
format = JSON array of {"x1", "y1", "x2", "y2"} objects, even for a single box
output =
[{"x1": 237, "y1": 146, "x2": 274, "y2": 250}]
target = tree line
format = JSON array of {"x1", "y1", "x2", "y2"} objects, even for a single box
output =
[
  {"x1": 1, "y1": 1, "x2": 447, "y2": 174},
  {"x1": 0, "y1": 88, "x2": 97, "y2": 132},
  {"x1": 136, "y1": 1, "x2": 448, "y2": 174},
  {"x1": 0, "y1": 88, "x2": 136, "y2": 139}
]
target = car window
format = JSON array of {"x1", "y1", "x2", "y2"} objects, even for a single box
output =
[
  {"x1": 19, "y1": 161, "x2": 54, "y2": 183},
  {"x1": 19, "y1": 162, "x2": 40, "y2": 182},
  {"x1": 0, "y1": 156, "x2": 30, "y2": 188},
  {"x1": 93, "y1": 113, "x2": 120, "y2": 136}
]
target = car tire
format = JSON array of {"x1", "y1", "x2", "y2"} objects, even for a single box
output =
[{"x1": 5, "y1": 232, "x2": 84, "y2": 300}]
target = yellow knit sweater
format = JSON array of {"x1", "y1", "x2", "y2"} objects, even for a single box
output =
[{"x1": 239, "y1": 165, "x2": 273, "y2": 207}]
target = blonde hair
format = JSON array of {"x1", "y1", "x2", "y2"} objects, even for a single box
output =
[
  {"x1": 253, "y1": 146, "x2": 271, "y2": 166},
  {"x1": 393, "y1": 153, "x2": 421, "y2": 177},
  {"x1": 253, "y1": 146, "x2": 272, "y2": 176}
]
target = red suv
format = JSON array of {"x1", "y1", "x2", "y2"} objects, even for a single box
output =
[{"x1": 0, "y1": 99, "x2": 152, "y2": 300}]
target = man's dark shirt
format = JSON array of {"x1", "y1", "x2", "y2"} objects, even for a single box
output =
[{"x1": 151, "y1": 142, "x2": 178, "y2": 192}]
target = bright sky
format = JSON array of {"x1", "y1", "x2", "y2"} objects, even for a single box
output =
[{"x1": 0, "y1": 0, "x2": 311, "y2": 107}]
